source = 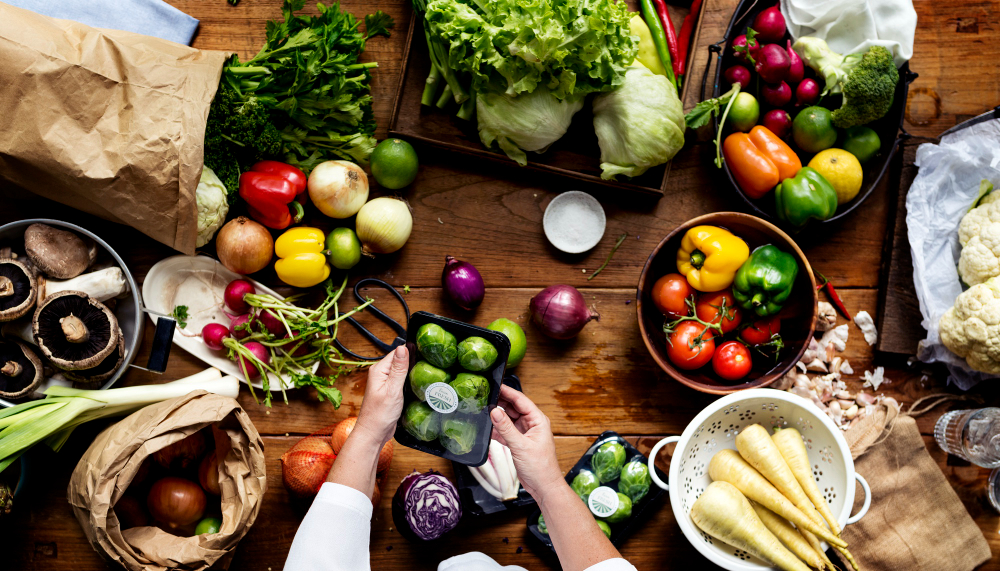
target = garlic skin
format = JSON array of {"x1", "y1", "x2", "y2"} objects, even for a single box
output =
[{"x1": 816, "y1": 301, "x2": 837, "y2": 331}]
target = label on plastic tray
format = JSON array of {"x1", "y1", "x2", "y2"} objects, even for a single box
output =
[
  {"x1": 588, "y1": 486, "x2": 619, "y2": 518},
  {"x1": 425, "y1": 382, "x2": 459, "y2": 414}
]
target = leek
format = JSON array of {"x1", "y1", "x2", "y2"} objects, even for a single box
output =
[{"x1": 0, "y1": 368, "x2": 239, "y2": 474}]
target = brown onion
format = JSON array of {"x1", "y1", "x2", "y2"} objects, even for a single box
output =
[
  {"x1": 147, "y1": 477, "x2": 206, "y2": 528},
  {"x1": 153, "y1": 431, "x2": 206, "y2": 470},
  {"x1": 216, "y1": 216, "x2": 273, "y2": 275},
  {"x1": 198, "y1": 451, "x2": 221, "y2": 496},
  {"x1": 330, "y1": 416, "x2": 357, "y2": 454},
  {"x1": 115, "y1": 495, "x2": 149, "y2": 529},
  {"x1": 281, "y1": 438, "x2": 336, "y2": 497}
]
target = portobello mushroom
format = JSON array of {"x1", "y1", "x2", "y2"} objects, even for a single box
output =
[
  {"x1": 63, "y1": 334, "x2": 125, "y2": 386},
  {"x1": 24, "y1": 223, "x2": 96, "y2": 279},
  {"x1": 0, "y1": 259, "x2": 36, "y2": 322},
  {"x1": 0, "y1": 339, "x2": 42, "y2": 399},
  {"x1": 33, "y1": 290, "x2": 119, "y2": 370}
]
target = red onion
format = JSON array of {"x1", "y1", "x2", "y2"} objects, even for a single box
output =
[
  {"x1": 229, "y1": 314, "x2": 253, "y2": 340},
  {"x1": 442, "y1": 256, "x2": 485, "y2": 310},
  {"x1": 724, "y1": 65, "x2": 752, "y2": 89},
  {"x1": 236, "y1": 341, "x2": 268, "y2": 379},
  {"x1": 391, "y1": 470, "x2": 462, "y2": 541},
  {"x1": 224, "y1": 279, "x2": 255, "y2": 314},
  {"x1": 755, "y1": 44, "x2": 790, "y2": 83},
  {"x1": 762, "y1": 109, "x2": 793, "y2": 138},
  {"x1": 529, "y1": 285, "x2": 599, "y2": 339},
  {"x1": 785, "y1": 40, "x2": 804, "y2": 84},
  {"x1": 795, "y1": 78, "x2": 821, "y2": 106},
  {"x1": 753, "y1": 5, "x2": 786, "y2": 43},
  {"x1": 762, "y1": 81, "x2": 792, "y2": 107},
  {"x1": 730, "y1": 34, "x2": 760, "y2": 63},
  {"x1": 202, "y1": 323, "x2": 229, "y2": 351}
]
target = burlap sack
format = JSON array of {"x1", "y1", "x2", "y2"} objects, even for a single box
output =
[
  {"x1": 0, "y1": 1, "x2": 229, "y2": 254},
  {"x1": 838, "y1": 410, "x2": 991, "y2": 570},
  {"x1": 67, "y1": 391, "x2": 266, "y2": 571}
]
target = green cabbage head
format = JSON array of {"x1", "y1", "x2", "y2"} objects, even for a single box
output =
[
  {"x1": 196, "y1": 166, "x2": 229, "y2": 247},
  {"x1": 592, "y1": 63, "x2": 686, "y2": 180},
  {"x1": 477, "y1": 88, "x2": 584, "y2": 166}
]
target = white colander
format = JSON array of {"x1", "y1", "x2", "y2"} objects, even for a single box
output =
[{"x1": 647, "y1": 389, "x2": 871, "y2": 570}]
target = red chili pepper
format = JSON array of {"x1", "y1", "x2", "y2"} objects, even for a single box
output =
[
  {"x1": 816, "y1": 273, "x2": 851, "y2": 320},
  {"x1": 676, "y1": 0, "x2": 704, "y2": 79},
  {"x1": 651, "y1": 0, "x2": 681, "y2": 82},
  {"x1": 238, "y1": 161, "x2": 307, "y2": 230}
]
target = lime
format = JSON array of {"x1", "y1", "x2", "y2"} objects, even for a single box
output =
[
  {"x1": 326, "y1": 227, "x2": 362, "y2": 270},
  {"x1": 370, "y1": 139, "x2": 419, "y2": 190},
  {"x1": 487, "y1": 318, "x2": 526, "y2": 368},
  {"x1": 841, "y1": 126, "x2": 881, "y2": 164},
  {"x1": 808, "y1": 149, "x2": 864, "y2": 204},
  {"x1": 195, "y1": 516, "x2": 222, "y2": 535},
  {"x1": 727, "y1": 93, "x2": 759, "y2": 133},
  {"x1": 792, "y1": 107, "x2": 837, "y2": 153}
]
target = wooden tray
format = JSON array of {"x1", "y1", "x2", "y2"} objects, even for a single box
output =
[{"x1": 387, "y1": 14, "x2": 670, "y2": 197}]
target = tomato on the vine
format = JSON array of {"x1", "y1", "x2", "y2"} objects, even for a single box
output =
[
  {"x1": 712, "y1": 341, "x2": 753, "y2": 381},
  {"x1": 740, "y1": 316, "x2": 782, "y2": 345},
  {"x1": 667, "y1": 321, "x2": 716, "y2": 370},
  {"x1": 652, "y1": 273, "x2": 695, "y2": 318},
  {"x1": 696, "y1": 290, "x2": 742, "y2": 334}
]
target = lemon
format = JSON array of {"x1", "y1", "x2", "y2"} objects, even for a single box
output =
[
  {"x1": 370, "y1": 138, "x2": 419, "y2": 190},
  {"x1": 808, "y1": 149, "x2": 863, "y2": 205}
]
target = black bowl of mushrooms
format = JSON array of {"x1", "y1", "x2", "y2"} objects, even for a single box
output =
[{"x1": 0, "y1": 220, "x2": 141, "y2": 405}]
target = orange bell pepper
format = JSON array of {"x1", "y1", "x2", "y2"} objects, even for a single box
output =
[{"x1": 723, "y1": 125, "x2": 802, "y2": 199}]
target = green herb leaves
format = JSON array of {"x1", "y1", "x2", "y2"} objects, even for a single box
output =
[
  {"x1": 171, "y1": 305, "x2": 189, "y2": 329},
  {"x1": 365, "y1": 11, "x2": 395, "y2": 38},
  {"x1": 685, "y1": 82, "x2": 741, "y2": 130}
]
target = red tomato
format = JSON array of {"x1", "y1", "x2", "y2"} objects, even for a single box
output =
[
  {"x1": 652, "y1": 273, "x2": 695, "y2": 318},
  {"x1": 667, "y1": 322, "x2": 716, "y2": 370},
  {"x1": 740, "y1": 317, "x2": 782, "y2": 345},
  {"x1": 696, "y1": 290, "x2": 742, "y2": 333},
  {"x1": 712, "y1": 341, "x2": 753, "y2": 381}
]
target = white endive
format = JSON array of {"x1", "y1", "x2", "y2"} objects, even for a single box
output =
[{"x1": 469, "y1": 440, "x2": 520, "y2": 501}]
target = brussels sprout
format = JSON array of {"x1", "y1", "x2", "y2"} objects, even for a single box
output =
[
  {"x1": 591, "y1": 441, "x2": 627, "y2": 483},
  {"x1": 601, "y1": 492, "x2": 632, "y2": 524},
  {"x1": 449, "y1": 373, "x2": 490, "y2": 413},
  {"x1": 416, "y1": 323, "x2": 458, "y2": 368},
  {"x1": 410, "y1": 361, "x2": 451, "y2": 401},
  {"x1": 440, "y1": 417, "x2": 479, "y2": 455},
  {"x1": 596, "y1": 519, "x2": 612, "y2": 538},
  {"x1": 456, "y1": 336, "x2": 498, "y2": 371},
  {"x1": 537, "y1": 514, "x2": 548, "y2": 535},
  {"x1": 571, "y1": 469, "x2": 600, "y2": 501},
  {"x1": 402, "y1": 401, "x2": 440, "y2": 441},
  {"x1": 618, "y1": 458, "x2": 652, "y2": 503}
]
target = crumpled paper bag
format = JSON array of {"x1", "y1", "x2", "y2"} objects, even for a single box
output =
[
  {"x1": 905, "y1": 117, "x2": 1000, "y2": 389},
  {"x1": 0, "y1": 1, "x2": 229, "y2": 254},
  {"x1": 67, "y1": 391, "x2": 267, "y2": 571}
]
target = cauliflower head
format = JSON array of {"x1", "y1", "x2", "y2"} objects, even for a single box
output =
[
  {"x1": 196, "y1": 166, "x2": 229, "y2": 247},
  {"x1": 940, "y1": 276, "x2": 1000, "y2": 374},
  {"x1": 958, "y1": 197, "x2": 1000, "y2": 286}
]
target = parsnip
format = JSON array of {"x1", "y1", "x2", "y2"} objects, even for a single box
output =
[
  {"x1": 772, "y1": 427, "x2": 841, "y2": 535},
  {"x1": 751, "y1": 501, "x2": 830, "y2": 570}
]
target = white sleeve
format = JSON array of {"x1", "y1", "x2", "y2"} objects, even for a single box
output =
[
  {"x1": 583, "y1": 559, "x2": 638, "y2": 571},
  {"x1": 283, "y1": 482, "x2": 373, "y2": 571}
]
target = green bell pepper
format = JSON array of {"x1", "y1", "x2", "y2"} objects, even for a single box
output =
[
  {"x1": 773, "y1": 167, "x2": 839, "y2": 228},
  {"x1": 732, "y1": 245, "x2": 799, "y2": 317}
]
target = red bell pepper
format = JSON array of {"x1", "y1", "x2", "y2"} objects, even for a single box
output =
[{"x1": 238, "y1": 161, "x2": 308, "y2": 230}]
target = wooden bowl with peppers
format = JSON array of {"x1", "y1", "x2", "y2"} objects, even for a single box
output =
[{"x1": 636, "y1": 212, "x2": 818, "y2": 394}]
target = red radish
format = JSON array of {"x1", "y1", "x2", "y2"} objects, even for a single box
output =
[
  {"x1": 236, "y1": 341, "x2": 268, "y2": 378},
  {"x1": 754, "y1": 44, "x2": 790, "y2": 83},
  {"x1": 752, "y1": 5, "x2": 786, "y2": 43},
  {"x1": 202, "y1": 323, "x2": 229, "y2": 350},
  {"x1": 795, "y1": 78, "x2": 820, "y2": 105},
  {"x1": 724, "y1": 65, "x2": 752, "y2": 89},
  {"x1": 762, "y1": 109, "x2": 792, "y2": 138},
  {"x1": 730, "y1": 34, "x2": 760, "y2": 63},
  {"x1": 258, "y1": 309, "x2": 285, "y2": 336},
  {"x1": 761, "y1": 81, "x2": 792, "y2": 107},
  {"x1": 224, "y1": 279, "x2": 255, "y2": 314},
  {"x1": 785, "y1": 40, "x2": 804, "y2": 84},
  {"x1": 229, "y1": 313, "x2": 254, "y2": 340}
]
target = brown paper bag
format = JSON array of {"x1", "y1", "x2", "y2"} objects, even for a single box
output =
[
  {"x1": 68, "y1": 391, "x2": 266, "y2": 571},
  {"x1": 0, "y1": 1, "x2": 229, "y2": 254}
]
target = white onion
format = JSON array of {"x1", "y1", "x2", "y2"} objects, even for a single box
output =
[
  {"x1": 356, "y1": 197, "x2": 412, "y2": 256},
  {"x1": 307, "y1": 160, "x2": 369, "y2": 218}
]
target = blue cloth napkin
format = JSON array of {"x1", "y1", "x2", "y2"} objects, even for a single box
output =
[{"x1": 6, "y1": 0, "x2": 200, "y2": 45}]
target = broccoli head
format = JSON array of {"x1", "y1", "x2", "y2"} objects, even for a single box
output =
[{"x1": 792, "y1": 37, "x2": 899, "y2": 129}]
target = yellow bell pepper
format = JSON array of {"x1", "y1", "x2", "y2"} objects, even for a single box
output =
[
  {"x1": 274, "y1": 227, "x2": 331, "y2": 288},
  {"x1": 675, "y1": 225, "x2": 750, "y2": 292},
  {"x1": 629, "y1": 15, "x2": 668, "y2": 77}
]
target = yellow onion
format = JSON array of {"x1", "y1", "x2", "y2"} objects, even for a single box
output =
[
  {"x1": 356, "y1": 197, "x2": 412, "y2": 256},
  {"x1": 308, "y1": 160, "x2": 369, "y2": 219},
  {"x1": 216, "y1": 217, "x2": 273, "y2": 274}
]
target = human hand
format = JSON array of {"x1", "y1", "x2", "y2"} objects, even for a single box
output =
[
  {"x1": 489, "y1": 384, "x2": 564, "y2": 502},
  {"x1": 355, "y1": 346, "x2": 409, "y2": 446}
]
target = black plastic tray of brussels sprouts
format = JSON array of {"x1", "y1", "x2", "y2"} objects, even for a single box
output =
[
  {"x1": 526, "y1": 431, "x2": 668, "y2": 551},
  {"x1": 394, "y1": 311, "x2": 511, "y2": 467}
]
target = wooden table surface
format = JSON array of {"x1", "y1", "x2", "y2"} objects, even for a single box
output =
[{"x1": 3, "y1": 0, "x2": 1000, "y2": 569}]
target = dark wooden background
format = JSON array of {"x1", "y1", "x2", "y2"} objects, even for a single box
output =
[{"x1": 2, "y1": 0, "x2": 1000, "y2": 569}]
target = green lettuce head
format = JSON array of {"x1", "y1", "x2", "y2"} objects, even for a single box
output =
[
  {"x1": 196, "y1": 166, "x2": 229, "y2": 247},
  {"x1": 449, "y1": 373, "x2": 490, "y2": 413},
  {"x1": 592, "y1": 63, "x2": 685, "y2": 180},
  {"x1": 457, "y1": 337, "x2": 498, "y2": 371},
  {"x1": 416, "y1": 323, "x2": 458, "y2": 368},
  {"x1": 591, "y1": 441, "x2": 626, "y2": 483},
  {"x1": 440, "y1": 416, "x2": 479, "y2": 455},
  {"x1": 618, "y1": 458, "x2": 651, "y2": 503},
  {"x1": 402, "y1": 401, "x2": 440, "y2": 441},
  {"x1": 410, "y1": 361, "x2": 451, "y2": 401},
  {"x1": 571, "y1": 469, "x2": 600, "y2": 501},
  {"x1": 477, "y1": 88, "x2": 585, "y2": 166}
]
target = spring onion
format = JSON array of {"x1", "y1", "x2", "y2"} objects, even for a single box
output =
[{"x1": 0, "y1": 368, "x2": 238, "y2": 474}]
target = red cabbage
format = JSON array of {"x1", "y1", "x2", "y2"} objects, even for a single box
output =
[{"x1": 391, "y1": 470, "x2": 462, "y2": 541}]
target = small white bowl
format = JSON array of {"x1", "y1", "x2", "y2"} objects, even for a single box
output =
[{"x1": 543, "y1": 191, "x2": 606, "y2": 254}]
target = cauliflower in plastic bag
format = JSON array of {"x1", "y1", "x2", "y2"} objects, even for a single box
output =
[
  {"x1": 196, "y1": 166, "x2": 229, "y2": 247},
  {"x1": 940, "y1": 276, "x2": 1000, "y2": 374},
  {"x1": 957, "y1": 180, "x2": 1000, "y2": 286}
]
